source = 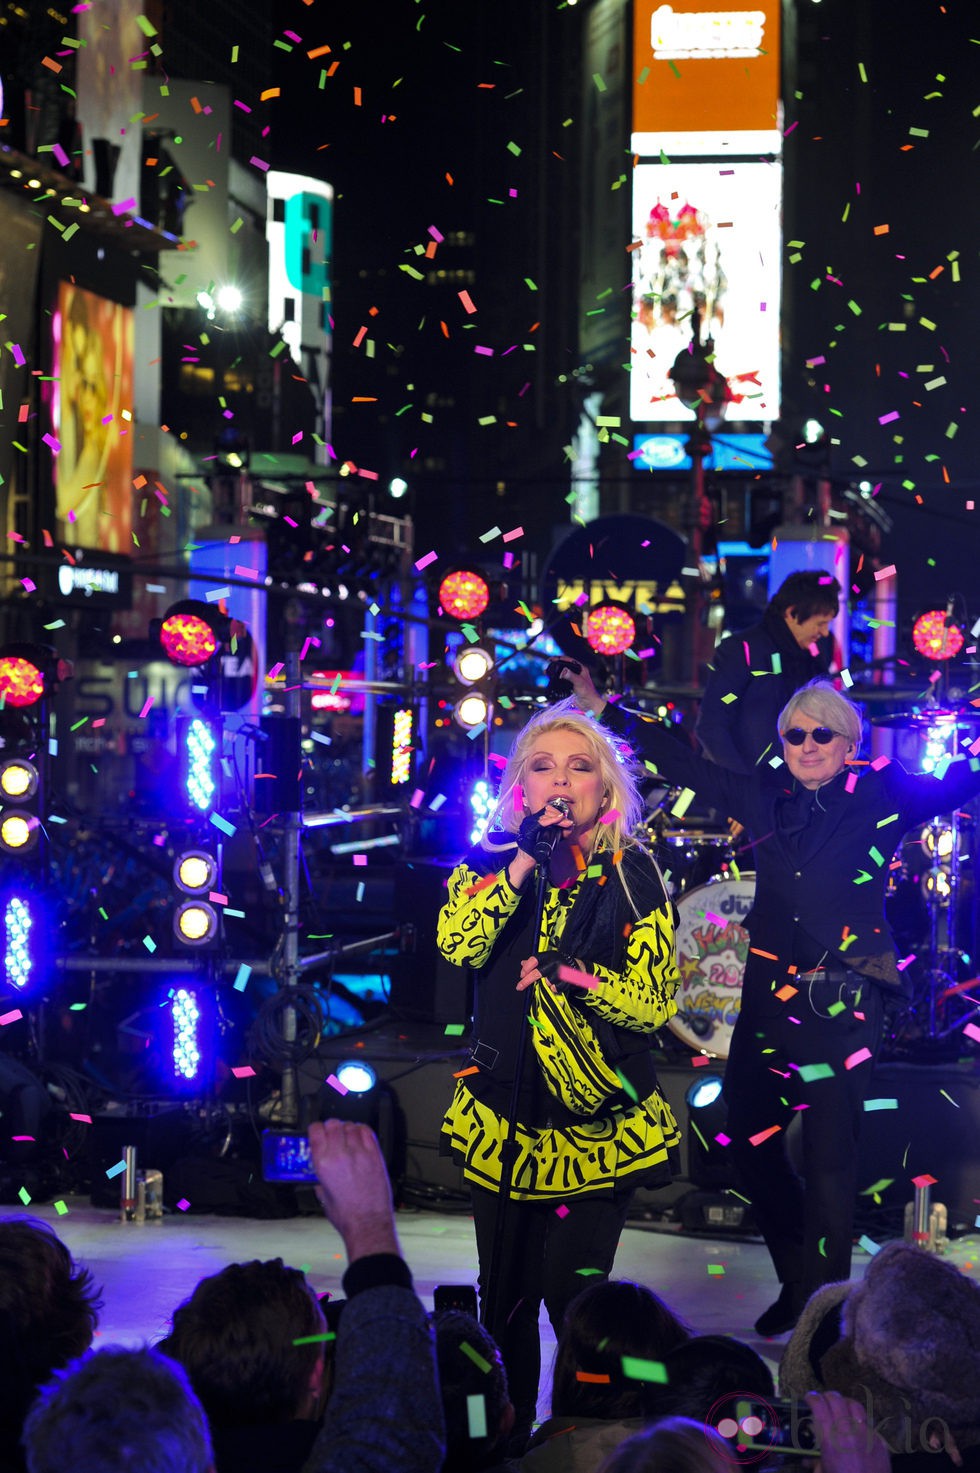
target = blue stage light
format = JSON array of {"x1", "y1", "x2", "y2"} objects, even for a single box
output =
[
  {"x1": 184, "y1": 717, "x2": 218, "y2": 811},
  {"x1": 3, "y1": 896, "x2": 33, "y2": 990},
  {"x1": 686, "y1": 1075, "x2": 724, "y2": 1111},
  {"x1": 171, "y1": 987, "x2": 202, "y2": 1083},
  {"x1": 335, "y1": 1060, "x2": 377, "y2": 1094},
  {"x1": 468, "y1": 777, "x2": 493, "y2": 845}
]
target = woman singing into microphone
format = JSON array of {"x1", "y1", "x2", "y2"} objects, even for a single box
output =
[{"x1": 437, "y1": 699, "x2": 681, "y2": 1446}]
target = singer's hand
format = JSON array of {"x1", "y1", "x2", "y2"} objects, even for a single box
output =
[
  {"x1": 516, "y1": 801, "x2": 573, "y2": 861},
  {"x1": 517, "y1": 951, "x2": 575, "y2": 993},
  {"x1": 553, "y1": 662, "x2": 605, "y2": 717}
]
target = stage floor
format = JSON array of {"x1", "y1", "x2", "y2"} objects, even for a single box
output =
[{"x1": 9, "y1": 1196, "x2": 980, "y2": 1422}]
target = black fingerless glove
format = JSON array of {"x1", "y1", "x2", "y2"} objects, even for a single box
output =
[
  {"x1": 533, "y1": 950, "x2": 579, "y2": 993},
  {"x1": 517, "y1": 811, "x2": 544, "y2": 859}
]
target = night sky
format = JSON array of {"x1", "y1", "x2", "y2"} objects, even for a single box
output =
[{"x1": 264, "y1": 0, "x2": 979, "y2": 621}]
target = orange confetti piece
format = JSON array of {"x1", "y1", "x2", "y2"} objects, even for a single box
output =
[
  {"x1": 353, "y1": 86, "x2": 362, "y2": 106},
  {"x1": 873, "y1": 224, "x2": 889, "y2": 235},
  {"x1": 458, "y1": 289, "x2": 477, "y2": 314},
  {"x1": 41, "y1": 56, "x2": 62, "y2": 73},
  {"x1": 775, "y1": 984, "x2": 799, "y2": 1001},
  {"x1": 749, "y1": 1125, "x2": 782, "y2": 1146},
  {"x1": 453, "y1": 1066, "x2": 480, "y2": 1078},
  {"x1": 749, "y1": 947, "x2": 780, "y2": 960},
  {"x1": 576, "y1": 1372, "x2": 611, "y2": 1383},
  {"x1": 261, "y1": 88, "x2": 281, "y2": 101},
  {"x1": 307, "y1": 45, "x2": 331, "y2": 59},
  {"x1": 463, "y1": 872, "x2": 499, "y2": 898}
]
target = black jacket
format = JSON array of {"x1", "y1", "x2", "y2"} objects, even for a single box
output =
[{"x1": 695, "y1": 607, "x2": 833, "y2": 773}]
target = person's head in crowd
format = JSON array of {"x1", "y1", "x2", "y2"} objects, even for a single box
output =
[
  {"x1": 769, "y1": 570, "x2": 840, "y2": 650},
  {"x1": 597, "y1": 1415, "x2": 732, "y2": 1473},
  {"x1": 0, "y1": 1217, "x2": 102, "y2": 1455},
  {"x1": 551, "y1": 1279, "x2": 691, "y2": 1422},
  {"x1": 23, "y1": 1345, "x2": 213, "y2": 1473},
  {"x1": 430, "y1": 1311, "x2": 513, "y2": 1471},
  {"x1": 484, "y1": 697, "x2": 644, "y2": 858},
  {"x1": 780, "y1": 1241, "x2": 980, "y2": 1455},
  {"x1": 159, "y1": 1258, "x2": 328, "y2": 1425},
  {"x1": 778, "y1": 678, "x2": 863, "y2": 790},
  {"x1": 655, "y1": 1334, "x2": 775, "y2": 1427}
]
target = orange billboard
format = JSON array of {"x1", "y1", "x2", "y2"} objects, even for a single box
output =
[{"x1": 633, "y1": 0, "x2": 781, "y2": 153}]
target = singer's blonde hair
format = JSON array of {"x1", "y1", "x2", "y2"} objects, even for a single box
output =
[{"x1": 480, "y1": 699, "x2": 643, "y2": 857}]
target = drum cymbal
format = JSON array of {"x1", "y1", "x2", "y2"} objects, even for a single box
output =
[{"x1": 871, "y1": 707, "x2": 980, "y2": 730}]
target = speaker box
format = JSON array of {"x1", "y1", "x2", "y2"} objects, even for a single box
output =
[{"x1": 389, "y1": 860, "x2": 473, "y2": 1024}]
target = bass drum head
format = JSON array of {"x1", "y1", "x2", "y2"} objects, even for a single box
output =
[{"x1": 669, "y1": 874, "x2": 756, "y2": 1059}]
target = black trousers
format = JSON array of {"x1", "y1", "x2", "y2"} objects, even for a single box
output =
[
  {"x1": 723, "y1": 968, "x2": 885, "y2": 1298},
  {"x1": 470, "y1": 1182, "x2": 633, "y2": 1434}
]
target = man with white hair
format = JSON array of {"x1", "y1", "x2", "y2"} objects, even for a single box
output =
[{"x1": 560, "y1": 667, "x2": 980, "y2": 1336}]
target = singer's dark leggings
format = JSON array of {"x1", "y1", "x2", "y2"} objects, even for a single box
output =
[{"x1": 470, "y1": 1183, "x2": 633, "y2": 1439}]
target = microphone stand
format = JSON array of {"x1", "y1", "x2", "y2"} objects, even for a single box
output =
[{"x1": 481, "y1": 839, "x2": 554, "y2": 1340}]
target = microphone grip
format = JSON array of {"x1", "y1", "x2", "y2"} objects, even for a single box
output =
[{"x1": 530, "y1": 797, "x2": 570, "y2": 864}]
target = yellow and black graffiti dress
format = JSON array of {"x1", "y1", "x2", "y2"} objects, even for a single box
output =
[{"x1": 437, "y1": 838, "x2": 682, "y2": 1201}]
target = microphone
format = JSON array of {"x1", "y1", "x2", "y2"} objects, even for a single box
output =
[{"x1": 531, "y1": 796, "x2": 571, "y2": 864}]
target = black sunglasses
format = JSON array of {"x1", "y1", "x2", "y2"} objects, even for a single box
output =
[{"x1": 782, "y1": 726, "x2": 844, "y2": 746}]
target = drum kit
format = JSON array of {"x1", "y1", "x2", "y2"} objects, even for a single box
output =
[{"x1": 641, "y1": 702, "x2": 980, "y2": 1061}]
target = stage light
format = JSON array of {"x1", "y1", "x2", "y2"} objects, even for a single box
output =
[
  {"x1": 0, "y1": 654, "x2": 45, "y2": 708},
  {"x1": 173, "y1": 900, "x2": 219, "y2": 946},
  {"x1": 3, "y1": 895, "x2": 33, "y2": 990},
  {"x1": 0, "y1": 758, "x2": 38, "y2": 802},
  {"x1": 454, "y1": 692, "x2": 490, "y2": 731},
  {"x1": 912, "y1": 610, "x2": 964, "y2": 662},
  {"x1": 171, "y1": 987, "x2": 202, "y2": 1081},
  {"x1": 153, "y1": 600, "x2": 229, "y2": 668},
  {"x1": 174, "y1": 850, "x2": 219, "y2": 895},
  {"x1": 921, "y1": 823, "x2": 954, "y2": 862},
  {"x1": 0, "y1": 811, "x2": 38, "y2": 855},
  {"x1": 181, "y1": 716, "x2": 219, "y2": 812},
  {"x1": 918, "y1": 720, "x2": 955, "y2": 777},
  {"x1": 439, "y1": 570, "x2": 490, "y2": 621},
  {"x1": 453, "y1": 645, "x2": 494, "y2": 685},
  {"x1": 390, "y1": 707, "x2": 414, "y2": 786},
  {"x1": 389, "y1": 477, "x2": 409, "y2": 500},
  {"x1": 684, "y1": 1073, "x2": 733, "y2": 1191},
  {"x1": 469, "y1": 777, "x2": 493, "y2": 845},
  {"x1": 585, "y1": 605, "x2": 636, "y2": 657},
  {"x1": 335, "y1": 1060, "x2": 377, "y2": 1094}
]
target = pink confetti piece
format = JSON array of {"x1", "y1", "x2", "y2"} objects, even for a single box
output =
[
  {"x1": 233, "y1": 564, "x2": 259, "y2": 579},
  {"x1": 554, "y1": 1203, "x2": 570, "y2": 1218},
  {"x1": 845, "y1": 772, "x2": 859, "y2": 792},
  {"x1": 11, "y1": 344, "x2": 25, "y2": 367},
  {"x1": 599, "y1": 809, "x2": 621, "y2": 825},
  {"x1": 870, "y1": 755, "x2": 891, "y2": 770},
  {"x1": 231, "y1": 1066, "x2": 256, "y2": 1078},
  {"x1": 111, "y1": 196, "x2": 137, "y2": 215},
  {"x1": 458, "y1": 289, "x2": 477, "y2": 314},
  {"x1": 874, "y1": 565, "x2": 897, "y2": 581},
  {"x1": 0, "y1": 1010, "x2": 23, "y2": 1026},
  {"x1": 138, "y1": 697, "x2": 154, "y2": 719},
  {"x1": 69, "y1": 1112, "x2": 93, "y2": 1124},
  {"x1": 844, "y1": 1047, "x2": 872, "y2": 1070},
  {"x1": 557, "y1": 963, "x2": 599, "y2": 991},
  {"x1": 325, "y1": 1073, "x2": 349, "y2": 1096},
  {"x1": 714, "y1": 1132, "x2": 731, "y2": 1146},
  {"x1": 42, "y1": 433, "x2": 61, "y2": 453},
  {"x1": 410, "y1": 788, "x2": 425, "y2": 809},
  {"x1": 352, "y1": 854, "x2": 368, "y2": 866},
  {"x1": 878, "y1": 411, "x2": 899, "y2": 425},
  {"x1": 52, "y1": 141, "x2": 70, "y2": 167},
  {"x1": 911, "y1": 1173, "x2": 938, "y2": 1189},
  {"x1": 176, "y1": 1198, "x2": 191, "y2": 1212},
  {"x1": 20, "y1": 579, "x2": 36, "y2": 593},
  {"x1": 502, "y1": 526, "x2": 523, "y2": 542},
  {"x1": 963, "y1": 1022, "x2": 980, "y2": 1044},
  {"x1": 415, "y1": 550, "x2": 437, "y2": 571}
]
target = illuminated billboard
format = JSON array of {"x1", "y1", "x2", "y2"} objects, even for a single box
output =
[
  {"x1": 52, "y1": 283, "x2": 134, "y2": 552},
  {"x1": 632, "y1": 0, "x2": 781, "y2": 156},
  {"x1": 630, "y1": 159, "x2": 781, "y2": 424}
]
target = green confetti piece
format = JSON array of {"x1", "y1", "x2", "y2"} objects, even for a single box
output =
[
  {"x1": 575, "y1": 1266, "x2": 604, "y2": 1275},
  {"x1": 18, "y1": 1187, "x2": 31, "y2": 1206},
  {"x1": 869, "y1": 847, "x2": 885, "y2": 866},
  {"x1": 621, "y1": 1356, "x2": 668, "y2": 1383},
  {"x1": 506, "y1": 140, "x2": 522, "y2": 156},
  {"x1": 592, "y1": 72, "x2": 607, "y2": 93},
  {"x1": 444, "y1": 1023, "x2": 466, "y2": 1036},
  {"x1": 798, "y1": 1062, "x2": 835, "y2": 1081},
  {"x1": 818, "y1": 1236, "x2": 827, "y2": 1256},
  {"x1": 875, "y1": 814, "x2": 899, "y2": 828},
  {"x1": 861, "y1": 1178, "x2": 895, "y2": 1196},
  {"x1": 707, "y1": 1264, "x2": 725, "y2": 1275},
  {"x1": 615, "y1": 1067, "x2": 639, "y2": 1104},
  {"x1": 466, "y1": 1395, "x2": 488, "y2": 1439},
  {"x1": 292, "y1": 1332, "x2": 336, "y2": 1345},
  {"x1": 460, "y1": 1341, "x2": 492, "y2": 1375},
  {"x1": 136, "y1": 14, "x2": 158, "y2": 36},
  {"x1": 142, "y1": 936, "x2": 157, "y2": 954},
  {"x1": 940, "y1": 1089, "x2": 960, "y2": 1108},
  {"x1": 864, "y1": 1099, "x2": 898, "y2": 1112},
  {"x1": 54, "y1": 1200, "x2": 68, "y2": 1215}
]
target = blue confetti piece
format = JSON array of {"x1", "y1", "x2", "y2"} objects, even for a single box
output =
[
  {"x1": 857, "y1": 1233, "x2": 881, "y2": 1256},
  {"x1": 233, "y1": 963, "x2": 252, "y2": 993},
  {"x1": 106, "y1": 1159, "x2": 128, "y2": 1179},
  {"x1": 209, "y1": 812, "x2": 237, "y2": 837}
]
